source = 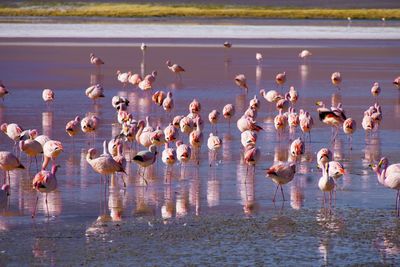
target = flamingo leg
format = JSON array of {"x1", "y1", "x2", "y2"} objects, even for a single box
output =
[
  {"x1": 396, "y1": 190, "x2": 400, "y2": 217},
  {"x1": 32, "y1": 195, "x2": 39, "y2": 218},
  {"x1": 280, "y1": 185, "x2": 285, "y2": 201},
  {"x1": 35, "y1": 156, "x2": 38, "y2": 173},
  {"x1": 272, "y1": 184, "x2": 279, "y2": 202},
  {"x1": 7, "y1": 171, "x2": 10, "y2": 186},
  {"x1": 120, "y1": 174, "x2": 126, "y2": 188},
  {"x1": 45, "y1": 193, "x2": 49, "y2": 217}
]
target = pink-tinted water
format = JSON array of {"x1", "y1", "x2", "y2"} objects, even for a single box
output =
[{"x1": 0, "y1": 38, "x2": 399, "y2": 265}]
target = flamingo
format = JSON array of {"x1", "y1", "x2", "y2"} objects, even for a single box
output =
[
  {"x1": 241, "y1": 130, "x2": 257, "y2": 148},
  {"x1": 141, "y1": 42, "x2": 147, "y2": 54},
  {"x1": 249, "y1": 95, "x2": 260, "y2": 111},
  {"x1": 274, "y1": 110, "x2": 288, "y2": 139},
  {"x1": 150, "y1": 126, "x2": 166, "y2": 147},
  {"x1": 371, "y1": 82, "x2": 381, "y2": 100},
  {"x1": 87, "y1": 143, "x2": 126, "y2": 186},
  {"x1": 287, "y1": 107, "x2": 299, "y2": 137},
  {"x1": 152, "y1": 91, "x2": 166, "y2": 107},
  {"x1": 176, "y1": 140, "x2": 191, "y2": 174},
  {"x1": 234, "y1": 74, "x2": 248, "y2": 92},
  {"x1": 223, "y1": 41, "x2": 232, "y2": 48},
  {"x1": 164, "y1": 123, "x2": 179, "y2": 143},
  {"x1": 237, "y1": 116, "x2": 263, "y2": 133},
  {"x1": 318, "y1": 162, "x2": 335, "y2": 207},
  {"x1": 290, "y1": 138, "x2": 305, "y2": 160},
  {"x1": 65, "y1": 116, "x2": 81, "y2": 138},
  {"x1": 116, "y1": 70, "x2": 130, "y2": 86},
  {"x1": 343, "y1": 118, "x2": 357, "y2": 149},
  {"x1": 362, "y1": 110, "x2": 374, "y2": 134},
  {"x1": 207, "y1": 133, "x2": 222, "y2": 167},
  {"x1": 265, "y1": 162, "x2": 296, "y2": 202},
  {"x1": 189, "y1": 117, "x2": 204, "y2": 150},
  {"x1": 85, "y1": 84, "x2": 104, "y2": 103},
  {"x1": 42, "y1": 89, "x2": 54, "y2": 106},
  {"x1": 331, "y1": 72, "x2": 342, "y2": 90},
  {"x1": 0, "y1": 81, "x2": 9, "y2": 101},
  {"x1": 393, "y1": 76, "x2": 400, "y2": 89},
  {"x1": 222, "y1": 104, "x2": 235, "y2": 127},
  {"x1": 0, "y1": 151, "x2": 24, "y2": 184},
  {"x1": 287, "y1": 86, "x2": 298, "y2": 105},
  {"x1": 317, "y1": 148, "x2": 332, "y2": 169},
  {"x1": 166, "y1": 60, "x2": 185, "y2": 80},
  {"x1": 34, "y1": 134, "x2": 50, "y2": 148},
  {"x1": 128, "y1": 72, "x2": 142, "y2": 86},
  {"x1": 112, "y1": 143, "x2": 127, "y2": 188},
  {"x1": 0, "y1": 184, "x2": 9, "y2": 209},
  {"x1": 1, "y1": 123, "x2": 23, "y2": 147},
  {"x1": 179, "y1": 116, "x2": 194, "y2": 135},
  {"x1": 81, "y1": 115, "x2": 99, "y2": 145},
  {"x1": 132, "y1": 145, "x2": 157, "y2": 184},
  {"x1": 111, "y1": 96, "x2": 129, "y2": 110},
  {"x1": 316, "y1": 101, "x2": 346, "y2": 142},
  {"x1": 371, "y1": 157, "x2": 400, "y2": 216},
  {"x1": 189, "y1": 99, "x2": 201, "y2": 114},
  {"x1": 19, "y1": 133, "x2": 43, "y2": 171},
  {"x1": 208, "y1": 110, "x2": 220, "y2": 134},
  {"x1": 243, "y1": 144, "x2": 260, "y2": 175},
  {"x1": 32, "y1": 164, "x2": 59, "y2": 218},
  {"x1": 299, "y1": 110, "x2": 314, "y2": 141},
  {"x1": 162, "y1": 142, "x2": 177, "y2": 178},
  {"x1": 42, "y1": 140, "x2": 63, "y2": 170},
  {"x1": 90, "y1": 53, "x2": 104, "y2": 67},
  {"x1": 275, "y1": 72, "x2": 286, "y2": 89},
  {"x1": 162, "y1": 92, "x2": 174, "y2": 112},
  {"x1": 299, "y1": 50, "x2": 312, "y2": 59},
  {"x1": 276, "y1": 93, "x2": 291, "y2": 112},
  {"x1": 256, "y1": 53, "x2": 263, "y2": 63},
  {"x1": 260, "y1": 89, "x2": 283, "y2": 103}
]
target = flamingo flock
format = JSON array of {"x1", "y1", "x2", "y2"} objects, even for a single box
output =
[{"x1": 0, "y1": 43, "x2": 399, "y2": 220}]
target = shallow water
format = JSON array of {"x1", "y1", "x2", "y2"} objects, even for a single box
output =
[{"x1": 0, "y1": 36, "x2": 400, "y2": 265}]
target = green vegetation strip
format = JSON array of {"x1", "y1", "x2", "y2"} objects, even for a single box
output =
[{"x1": 0, "y1": 2, "x2": 399, "y2": 19}]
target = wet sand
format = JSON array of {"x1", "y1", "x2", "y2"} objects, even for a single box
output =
[{"x1": 0, "y1": 37, "x2": 400, "y2": 265}]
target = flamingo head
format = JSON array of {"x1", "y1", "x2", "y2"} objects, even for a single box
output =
[
  {"x1": 89, "y1": 53, "x2": 94, "y2": 57},
  {"x1": 378, "y1": 157, "x2": 389, "y2": 169},
  {"x1": 87, "y1": 148, "x2": 98, "y2": 159},
  {"x1": 165, "y1": 60, "x2": 171, "y2": 66}
]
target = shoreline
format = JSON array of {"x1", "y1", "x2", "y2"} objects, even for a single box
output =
[{"x1": 0, "y1": 3, "x2": 399, "y2": 20}]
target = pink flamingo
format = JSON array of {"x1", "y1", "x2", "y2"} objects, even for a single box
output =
[
  {"x1": 1, "y1": 123, "x2": 23, "y2": 149},
  {"x1": 0, "y1": 81, "x2": 9, "y2": 101},
  {"x1": 128, "y1": 72, "x2": 142, "y2": 86},
  {"x1": 85, "y1": 84, "x2": 104, "y2": 103},
  {"x1": 207, "y1": 133, "x2": 222, "y2": 167},
  {"x1": 42, "y1": 140, "x2": 63, "y2": 170},
  {"x1": 112, "y1": 143, "x2": 127, "y2": 188},
  {"x1": 236, "y1": 116, "x2": 263, "y2": 133},
  {"x1": 189, "y1": 99, "x2": 201, "y2": 114},
  {"x1": 393, "y1": 76, "x2": 400, "y2": 89},
  {"x1": 371, "y1": 82, "x2": 381, "y2": 100},
  {"x1": 290, "y1": 137, "x2": 305, "y2": 160},
  {"x1": 317, "y1": 148, "x2": 332, "y2": 169},
  {"x1": 166, "y1": 60, "x2": 185, "y2": 80},
  {"x1": 331, "y1": 72, "x2": 342, "y2": 90},
  {"x1": 343, "y1": 118, "x2": 357, "y2": 149},
  {"x1": 241, "y1": 130, "x2": 257, "y2": 148},
  {"x1": 371, "y1": 157, "x2": 400, "y2": 216},
  {"x1": 133, "y1": 145, "x2": 157, "y2": 184},
  {"x1": 65, "y1": 116, "x2": 81, "y2": 138},
  {"x1": 208, "y1": 110, "x2": 220, "y2": 134},
  {"x1": 234, "y1": 74, "x2": 248, "y2": 92},
  {"x1": 243, "y1": 144, "x2": 260, "y2": 175},
  {"x1": 299, "y1": 50, "x2": 312, "y2": 60},
  {"x1": 81, "y1": 114, "x2": 99, "y2": 145},
  {"x1": 90, "y1": 53, "x2": 104, "y2": 67},
  {"x1": 42, "y1": 89, "x2": 54, "y2": 106},
  {"x1": 164, "y1": 123, "x2": 179, "y2": 143},
  {"x1": 152, "y1": 91, "x2": 166, "y2": 106},
  {"x1": 162, "y1": 92, "x2": 174, "y2": 112},
  {"x1": 32, "y1": 164, "x2": 59, "y2": 218},
  {"x1": 275, "y1": 72, "x2": 286, "y2": 89},
  {"x1": 162, "y1": 142, "x2": 177, "y2": 179},
  {"x1": 260, "y1": 89, "x2": 282, "y2": 103},
  {"x1": 222, "y1": 104, "x2": 235, "y2": 128},
  {"x1": 19, "y1": 131, "x2": 43, "y2": 172},
  {"x1": 318, "y1": 163, "x2": 335, "y2": 207},
  {"x1": 299, "y1": 109, "x2": 314, "y2": 142},
  {"x1": 0, "y1": 151, "x2": 24, "y2": 184},
  {"x1": 176, "y1": 140, "x2": 191, "y2": 175},
  {"x1": 116, "y1": 70, "x2": 130, "y2": 86},
  {"x1": 266, "y1": 162, "x2": 296, "y2": 202}
]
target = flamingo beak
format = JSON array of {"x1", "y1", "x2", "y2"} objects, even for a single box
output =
[{"x1": 339, "y1": 168, "x2": 345, "y2": 174}]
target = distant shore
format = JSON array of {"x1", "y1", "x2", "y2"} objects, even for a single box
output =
[{"x1": 0, "y1": 2, "x2": 399, "y2": 20}]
